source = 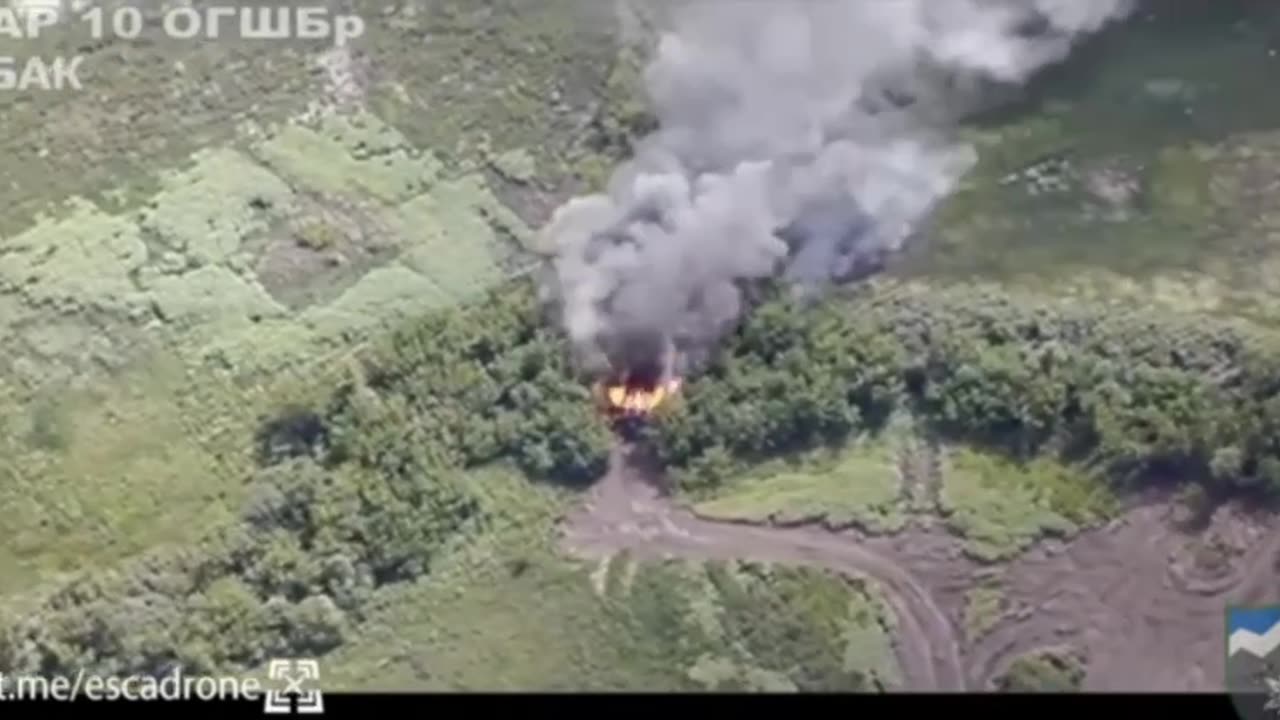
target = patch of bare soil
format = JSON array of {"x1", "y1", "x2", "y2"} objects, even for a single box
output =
[
  {"x1": 559, "y1": 447, "x2": 1280, "y2": 691},
  {"x1": 976, "y1": 496, "x2": 1280, "y2": 692},
  {"x1": 249, "y1": 194, "x2": 399, "y2": 310},
  {"x1": 560, "y1": 446, "x2": 965, "y2": 691}
]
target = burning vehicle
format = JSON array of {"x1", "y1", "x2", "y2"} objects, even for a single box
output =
[
  {"x1": 591, "y1": 328, "x2": 684, "y2": 427},
  {"x1": 536, "y1": 0, "x2": 1135, "y2": 440}
]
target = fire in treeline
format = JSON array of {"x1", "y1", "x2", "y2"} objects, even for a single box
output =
[{"x1": 537, "y1": 0, "x2": 1137, "y2": 429}]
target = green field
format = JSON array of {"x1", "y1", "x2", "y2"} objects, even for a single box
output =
[
  {"x1": 0, "y1": 0, "x2": 625, "y2": 596},
  {"x1": 321, "y1": 467, "x2": 904, "y2": 691},
  {"x1": 692, "y1": 438, "x2": 909, "y2": 534},
  {"x1": 993, "y1": 648, "x2": 1088, "y2": 691},
  {"x1": 938, "y1": 450, "x2": 1120, "y2": 562},
  {"x1": 962, "y1": 583, "x2": 1007, "y2": 644},
  {"x1": 2, "y1": 0, "x2": 1280, "y2": 692}
]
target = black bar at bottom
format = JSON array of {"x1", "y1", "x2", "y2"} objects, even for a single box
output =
[{"x1": 0, "y1": 691, "x2": 1260, "y2": 717}]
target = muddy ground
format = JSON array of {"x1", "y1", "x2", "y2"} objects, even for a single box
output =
[{"x1": 561, "y1": 447, "x2": 1280, "y2": 691}]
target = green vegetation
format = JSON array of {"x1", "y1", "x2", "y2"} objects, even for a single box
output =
[
  {"x1": 0, "y1": 0, "x2": 630, "y2": 239},
  {"x1": 5, "y1": 0, "x2": 1280, "y2": 693},
  {"x1": 912, "y1": 3, "x2": 1280, "y2": 285},
  {"x1": 0, "y1": 354, "x2": 260, "y2": 594},
  {"x1": 0, "y1": 280, "x2": 609, "y2": 677},
  {"x1": 321, "y1": 283, "x2": 611, "y2": 485},
  {"x1": 490, "y1": 149, "x2": 539, "y2": 185},
  {"x1": 993, "y1": 648, "x2": 1088, "y2": 691},
  {"x1": 692, "y1": 441, "x2": 907, "y2": 533},
  {"x1": 0, "y1": 26, "x2": 323, "y2": 235},
  {"x1": 1148, "y1": 144, "x2": 1216, "y2": 229},
  {"x1": 962, "y1": 582, "x2": 1007, "y2": 643},
  {"x1": 691, "y1": 561, "x2": 901, "y2": 691},
  {"x1": 0, "y1": 436, "x2": 900, "y2": 693},
  {"x1": 940, "y1": 449, "x2": 1114, "y2": 561},
  {"x1": 0, "y1": 106, "x2": 544, "y2": 590},
  {"x1": 353, "y1": 0, "x2": 632, "y2": 186},
  {"x1": 293, "y1": 220, "x2": 344, "y2": 252},
  {"x1": 0, "y1": 0, "x2": 744, "y2": 688},
  {"x1": 0, "y1": 451, "x2": 476, "y2": 676},
  {"x1": 654, "y1": 281, "x2": 1280, "y2": 510},
  {"x1": 321, "y1": 541, "x2": 901, "y2": 691}
]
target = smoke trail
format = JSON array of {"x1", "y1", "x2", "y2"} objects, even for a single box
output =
[{"x1": 540, "y1": 0, "x2": 1135, "y2": 377}]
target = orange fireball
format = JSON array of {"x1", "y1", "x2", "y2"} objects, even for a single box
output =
[
  {"x1": 601, "y1": 377, "x2": 682, "y2": 416},
  {"x1": 595, "y1": 376, "x2": 683, "y2": 420},
  {"x1": 592, "y1": 332, "x2": 683, "y2": 422}
]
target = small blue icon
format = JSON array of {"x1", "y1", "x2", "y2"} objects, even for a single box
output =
[{"x1": 1228, "y1": 606, "x2": 1280, "y2": 659}]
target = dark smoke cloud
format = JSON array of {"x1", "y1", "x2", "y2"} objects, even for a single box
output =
[{"x1": 540, "y1": 0, "x2": 1135, "y2": 377}]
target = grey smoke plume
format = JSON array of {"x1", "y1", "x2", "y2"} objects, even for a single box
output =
[{"x1": 540, "y1": 0, "x2": 1135, "y2": 377}]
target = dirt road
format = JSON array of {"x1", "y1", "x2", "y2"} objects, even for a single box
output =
[{"x1": 559, "y1": 449, "x2": 1280, "y2": 691}]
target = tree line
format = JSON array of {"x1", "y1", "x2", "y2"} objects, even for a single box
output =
[
  {"x1": 651, "y1": 282, "x2": 1280, "y2": 501},
  {"x1": 0, "y1": 282, "x2": 610, "y2": 678},
  {"x1": 6, "y1": 275, "x2": 1278, "y2": 678}
]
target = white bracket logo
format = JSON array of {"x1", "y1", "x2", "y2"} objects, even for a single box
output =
[{"x1": 264, "y1": 659, "x2": 324, "y2": 715}]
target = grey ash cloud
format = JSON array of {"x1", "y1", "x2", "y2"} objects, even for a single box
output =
[{"x1": 539, "y1": 0, "x2": 1135, "y2": 377}]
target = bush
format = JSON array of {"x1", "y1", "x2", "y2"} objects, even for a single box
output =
[
  {"x1": 657, "y1": 283, "x2": 1280, "y2": 498},
  {"x1": 0, "y1": 283, "x2": 611, "y2": 678},
  {"x1": 325, "y1": 282, "x2": 611, "y2": 485},
  {"x1": 9, "y1": 277, "x2": 1279, "y2": 680}
]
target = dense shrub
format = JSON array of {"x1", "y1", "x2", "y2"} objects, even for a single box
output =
[
  {"x1": 7, "y1": 276, "x2": 1280, "y2": 680},
  {"x1": 656, "y1": 283, "x2": 1280, "y2": 499},
  {"x1": 324, "y1": 282, "x2": 611, "y2": 485},
  {"x1": 0, "y1": 282, "x2": 609, "y2": 678}
]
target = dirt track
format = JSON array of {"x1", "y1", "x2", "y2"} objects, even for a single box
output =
[{"x1": 559, "y1": 449, "x2": 1280, "y2": 691}]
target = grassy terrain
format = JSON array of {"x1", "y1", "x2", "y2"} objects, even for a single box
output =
[
  {"x1": 901, "y1": 1, "x2": 1280, "y2": 325},
  {"x1": 688, "y1": 427, "x2": 1121, "y2": 563},
  {"x1": 0, "y1": 0, "x2": 629, "y2": 236},
  {"x1": 992, "y1": 648, "x2": 1088, "y2": 692},
  {"x1": 962, "y1": 582, "x2": 1007, "y2": 644},
  {"x1": 319, "y1": 466, "x2": 903, "y2": 691},
  {"x1": 0, "y1": 268, "x2": 898, "y2": 691},
  {"x1": 939, "y1": 449, "x2": 1120, "y2": 562},
  {"x1": 0, "y1": 353, "x2": 244, "y2": 592},
  {"x1": 3, "y1": 0, "x2": 1280, "y2": 693},
  {"x1": 0, "y1": 110, "x2": 532, "y2": 592},
  {"x1": 691, "y1": 438, "x2": 908, "y2": 534},
  {"x1": 0, "y1": 0, "x2": 634, "y2": 596}
]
